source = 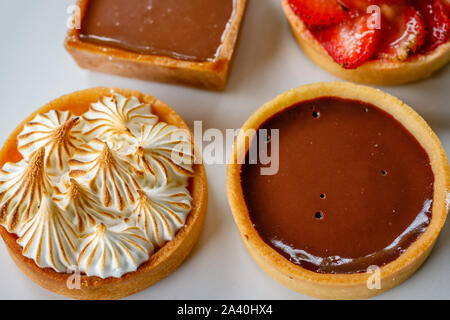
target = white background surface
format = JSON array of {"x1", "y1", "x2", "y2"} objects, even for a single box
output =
[{"x1": 0, "y1": 0, "x2": 449, "y2": 300}]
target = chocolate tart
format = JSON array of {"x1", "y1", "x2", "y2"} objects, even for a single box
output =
[
  {"x1": 65, "y1": 0, "x2": 247, "y2": 90},
  {"x1": 281, "y1": 0, "x2": 450, "y2": 85},
  {"x1": 227, "y1": 82, "x2": 449, "y2": 299},
  {"x1": 0, "y1": 87, "x2": 208, "y2": 299}
]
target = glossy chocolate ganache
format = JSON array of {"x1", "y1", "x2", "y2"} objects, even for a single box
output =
[
  {"x1": 241, "y1": 97, "x2": 434, "y2": 274},
  {"x1": 80, "y1": 0, "x2": 235, "y2": 61}
]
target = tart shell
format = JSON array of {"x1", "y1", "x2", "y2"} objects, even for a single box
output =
[
  {"x1": 227, "y1": 82, "x2": 449, "y2": 299},
  {"x1": 65, "y1": 0, "x2": 247, "y2": 90},
  {"x1": 281, "y1": 0, "x2": 450, "y2": 86},
  {"x1": 0, "y1": 87, "x2": 208, "y2": 300}
]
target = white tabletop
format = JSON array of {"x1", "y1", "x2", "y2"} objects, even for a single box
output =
[{"x1": 0, "y1": 0, "x2": 449, "y2": 300}]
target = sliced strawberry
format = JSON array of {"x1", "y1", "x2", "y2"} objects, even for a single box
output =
[
  {"x1": 288, "y1": 0, "x2": 350, "y2": 26},
  {"x1": 376, "y1": 6, "x2": 425, "y2": 61},
  {"x1": 314, "y1": 13, "x2": 381, "y2": 69},
  {"x1": 417, "y1": 0, "x2": 450, "y2": 51}
]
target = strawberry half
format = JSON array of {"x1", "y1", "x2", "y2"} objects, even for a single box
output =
[
  {"x1": 417, "y1": 0, "x2": 450, "y2": 51},
  {"x1": 288, "y1": 0, "x2": 350, "y2": 26},
  {"x1": 376, "y1": 6, "x2": 426, "y2": 61},
  {"x1": 314, "y1": 13, "x2": 381, "y2": 69}
]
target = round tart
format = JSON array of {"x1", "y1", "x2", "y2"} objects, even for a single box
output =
[
  {"x1": 281, "y1": 0, "x2": 450, "y2": 85},
  {"x1": 227, "y1": 82, "x2": 449, "y2": 299},
  {"x1": 0, "y1": 87, "x2": 208, "y2": 299}
]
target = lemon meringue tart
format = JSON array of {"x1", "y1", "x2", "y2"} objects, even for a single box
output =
[
  {"x1": 65, "y1": 0, "x2": 247, "y2": 90},
  {"x1": 281, "y1": 0, "x2": 450, "y2": 85},
  {"x1": 227, "y1": 82, "x2": 449, "y2": 299},
  {"x1": 0, "y1": 87, "x2": 207, "y2": 299}
]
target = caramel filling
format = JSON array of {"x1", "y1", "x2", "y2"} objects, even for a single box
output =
[
  {"x1": 241, "y1": 97, "x2": 434, "y2": 274},
  {"x1": 80, "y1": 0, "x2": 235, "y2": 61}
]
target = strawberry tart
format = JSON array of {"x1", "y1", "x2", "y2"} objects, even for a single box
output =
[{"x1": 282, "y1": 0, "x2": 450, "y2": 85}]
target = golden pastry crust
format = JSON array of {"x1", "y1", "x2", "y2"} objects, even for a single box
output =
[
  {"x1": 227, "y1": 82, "x2": 449, "y2": 299},
  {"x1": 0, "y1": 87, "x2": 208, "y2": 300},
  {"x1": 65, "y1": 0, "x2": 247, "y2": 90},
  {"x1": 281, "y1": 0, "x2": 450, "y2": 85}
]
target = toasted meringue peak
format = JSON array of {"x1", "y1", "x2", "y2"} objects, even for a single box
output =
[
  {"x1": 78, "y1": 223, "x2": 152, "y2": 278},
  {"x1": 1, "y1": 94, "x2": 194, "y2": 277},
  {"x1": 136, "y1": 122, "x2": 194, "y2": 186},
  {"x1": 0, "y1": 148, "x2": 52, "y2": 233},
  {"x1": 68, "y1": 139, "x2": 142, "y2": 211},
  {"x1": 82, "y1": 94, "x2": 158, "y2": 142},
  {"x1": 17, "y1": 110, "x2": 85, "y2": 172},
  {"x1": 133, "y1": 187, "x2": 192, "y2": 247},
  {"x1": 17, "y1": 194, "x2": 78, "y2": 271},
  {"x1": 54, "y1": 178, "x2": 118, "y2": 233}
]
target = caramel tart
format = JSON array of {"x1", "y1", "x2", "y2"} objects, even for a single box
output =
[
  {"x1": 65, "y1": 0, "x2": 247, "y2": 90},
  {"x1": 227, "y1": 82, "x2": 449, "y2": 299}
]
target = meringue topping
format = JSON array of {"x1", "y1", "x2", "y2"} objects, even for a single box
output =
[
  {"x1": 18, "y1": 110, "x2": 85, "y2": 174},
  {"x1": 18, "y1": 194, "x2": 78, "y2": 271},
  {"x1": 54, "y1": 178, "x2": 118, "y2": 233},
  {"x1": 78, "y1": 223, "x2": 152, "y2": 278},
  {"x1": 133, "y1": 187, "x2": 192, "y2": 247},
  {"x1": 136, "y1": 122, "x2": 194, "y2": 186},
  {"x1": 69, "y1": 139, "x2": 142, "y2": 211},
  {"x1": 0, "y1": 94, "x2": 193, "y2": 278},
  {"x1": 82, "y1": 95, "x2": 158, "y2": 142},
  {"x1": 0, "y1": 149, "x2": 52, "y2": 233}
]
